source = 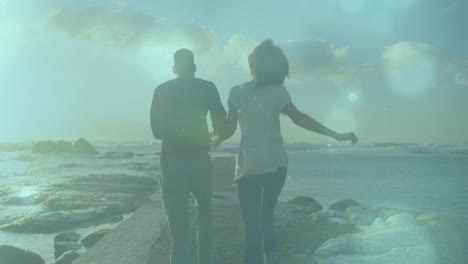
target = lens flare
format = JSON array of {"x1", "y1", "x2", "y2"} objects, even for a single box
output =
[{"x1": 348, "y1": 92, "x2": 359, "y2": 103}]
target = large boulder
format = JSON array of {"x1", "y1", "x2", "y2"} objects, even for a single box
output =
[
  {"x1": 329, "y1": 199, "x2": 360, "y2": 212},
  {"x1": 1, "y1": 208, "x2": 120, "y2": 234},
  {"x1": 54, "y1": 232, "x2": 81, "y2": 259},
  {"x1": 72, "y1": 138, "x2": 98, "y2": 154},
  {"x1": 32, "y1": 139, "x2": 97, "y2": 155},
  {"x1": 0, "y1": 245, "x2": 45, "y2": 264},
  {"x1": 54, "y1": 241, "x2": 81, "y2": 260},
  {"x1": 55, "y1": 250, "x2": 81, "y2": 264},
  {"x1": 288, "y1": 196, "x2": 323, "y2": 212},
  {"x1": 385, "y1": 213, "x2": 419, "y2": 227},
  {"x1": 345, "y1": 205, "x2": 379, "y2": 226},
  {"x1": 81, "y1": 229, "x2": 111, "y2": 248},
  {"x1": 103, "y1": 151, "x2": 134, "y2": 159},
  {"x1": 55, "y1": 231, "x2": 81, "y2": 243}
]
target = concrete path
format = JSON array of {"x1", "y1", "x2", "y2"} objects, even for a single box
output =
[{"x1": 74, "y1": 192, "x2": 164, "y2": 264}]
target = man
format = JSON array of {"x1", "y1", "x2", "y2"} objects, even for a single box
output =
[{"x1": 150, "y1": 48, "x2": 226, "y2": 264}]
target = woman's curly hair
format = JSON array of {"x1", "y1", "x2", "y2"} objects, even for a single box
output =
[{"x1": 248, "y1": 40, "x2": 289, "y2": 86}]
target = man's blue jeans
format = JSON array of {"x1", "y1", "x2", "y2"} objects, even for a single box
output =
[{"x1": 160, "y1": 153, "x2": 213, "y2": 264}]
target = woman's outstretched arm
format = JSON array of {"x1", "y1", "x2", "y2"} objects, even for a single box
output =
[{"x1": 282, "y1": 102, "x2": 358, "y2": 143}]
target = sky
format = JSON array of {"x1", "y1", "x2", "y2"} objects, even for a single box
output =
[{"x1": 1, "y1": 0, "x2": 467, "y2": 143}]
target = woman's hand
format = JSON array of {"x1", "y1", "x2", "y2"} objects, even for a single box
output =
[{"x1": 338, "y1": 132, "x2": 358, "y2": 144}]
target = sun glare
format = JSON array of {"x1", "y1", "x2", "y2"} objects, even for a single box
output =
[{"x1": 17, "y1": 186, "x2": 39, "y2": 198}]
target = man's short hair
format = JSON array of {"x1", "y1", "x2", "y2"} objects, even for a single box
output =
[{"x1": 173, "y1": 48, "x2": 195, "y2": 69}]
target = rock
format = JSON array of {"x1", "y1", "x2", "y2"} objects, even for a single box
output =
[
  {"x1": 44, "y1": 192, "x2": 112, "y2": 211},
  {"x1": 377, "y1": 207, "x2": 420, "y2": 221},
  {"x1": 309, "y1": 210, "x2": 349, "y2": 224},
  {"x1": 55, "y1": 231, "x2": 81, "y2": 242},
  {"x1": 0, "y1": 187, "x2": 10, "y2": 197},
  {"x1": 288, "y1": 196, "x2": 323, "y2": 212},
  {"x1": 327, "y1": 217, "x2": 349, "y2": 225},
  {"x1": 81, "y1": 229, "x2": 111, "y2": 248},
  {"x1": 0, "y1": 215, "x2": 22, "y2": 226},
  {"x1": 345, "y1": 205, "x2": 378, "y2": 226},
  {"x1": 54, "y1": 241, "x2": 82, "y2": 259},
  {"x1": 329, "y1": 199, "x2": 360, "y2": 212},
  {"x1": 1, "y1": 208, "x2": 120, "y2": 234},
  {"x1": 213, "y1": 194, "x2": 227, "y2": 200},
  {"x1": 4, "y1": 193, "x2": 46, "y2": 206},
  {"x1": 54, "y1": 233, "x2": 81, "y2": 259},
  {"x1": 313, "y1": 214, "x2": 438, "y2": 264},
  {"x1": 309, "y1": 210, "x2": 329, "y2": 222},
  {"x1": 55, "y1": 250, "x2": 80, "y2": 264},
  {"x1": 57, "y1": 163, "x2": 78, "y2": 168},
  {"x1": 385, "y1": 214, "x2": 419, "y2": 227},
  {"x1": 103, "y1": 151, "x2": 134, "y2": 159},
  {"x1": 110, "y1": 215, "x2": 124, "y2": 222},
  {"x1": 417, "y1": 213, "x2": 443, "y2": 225},
  {"x1": 0, "y1": 245, "x2": 45, "y2": 264},
  {"x1": 72, "y1": 138, "x2": 98, "y2": 154},
  {"x1": 32, "y1": 139, "x2": 97, "y2": 155}
]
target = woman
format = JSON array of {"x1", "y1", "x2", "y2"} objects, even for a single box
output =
[{"x1": 213, "y1": 40, "x2": 358, "y2": 264}]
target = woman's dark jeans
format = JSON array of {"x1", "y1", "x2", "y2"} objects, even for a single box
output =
[{"x1": 236, "y1": 168, "x2": 287, "y2": 264}]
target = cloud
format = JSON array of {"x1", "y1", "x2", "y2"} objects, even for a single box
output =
[
  {"x1": 281, "y1": 39, "x2": 349, "y2": 75},
  {"x1": 381, "y1": 41, "x2": 439, "y2": 97},
  {"x1": 276, "y1": 39, "x2": 374, "y2": 84},
  {"x1": 0, "y1": 0, "x2": 6, "y2": 17},
  {"x1": 48, "y1": 6, "x2": 218, "y2": 54},
  {"x1": 382, "y1": 41, "x2": 437, "y2": 62},
  {"x1": 381, "y1": 41, "x2": 468, "y2": 93},
  {"x1": 46, "y1": 5, "x2": 371, "y2": 85},
  {"x1": 446, "y1": 59, "x2": 468, "y2": 87},
  {"x1": 222, "y1": 34, "x2": 257, "y2": 71}
]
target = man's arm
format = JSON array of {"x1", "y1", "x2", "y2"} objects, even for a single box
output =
[
  {"x1": 222, "y1": 102, "x2": 238, "y2": 140},
  {"x1": 150, "y1": 88, "x2": 162, "y2": 140},
  {"x1": 208, "y1": 83, "x2": 227, "y2": 136},
  {"x1": 211, "y1": 102, "x2": 237, "y2": 148},
  {"x1": 282, "y1": 102, "x2": 358, "y2": 143}
]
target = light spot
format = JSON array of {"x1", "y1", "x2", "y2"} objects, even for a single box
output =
[
  {"x1": 348, "y1": 92, "x2": 358, "y2": 103},
  {"x1": 17, "y1": 186, "x2": 39, "y2": 198}
]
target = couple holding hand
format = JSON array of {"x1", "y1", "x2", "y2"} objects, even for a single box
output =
[{"x1": 150, "y1": 40, "x2": 358, "y2": 264}]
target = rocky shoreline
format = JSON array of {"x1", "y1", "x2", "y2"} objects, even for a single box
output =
[
  {"x1": 1, "y1": 140, "x2": 467, "y2": 263},
  {"x1": 2, "y1": 191, "x2": 468, "y2": 264},
  {"x1": 149, "y1": 194, "x2": 468, "y2": 264}
]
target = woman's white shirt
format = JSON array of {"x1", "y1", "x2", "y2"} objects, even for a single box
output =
[{"x1": 228, "y1": 82, "x2": 291, "y2": 179}]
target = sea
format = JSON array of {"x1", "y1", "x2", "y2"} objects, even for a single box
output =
[{"x1": 1, "y1": 141, "x2": 468, "y2": 262}]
